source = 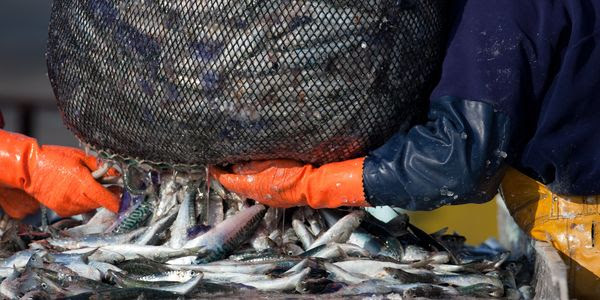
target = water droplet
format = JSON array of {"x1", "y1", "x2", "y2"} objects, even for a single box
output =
[
  {"x1": 246, "y1": 176, "x2": 255, "y2": 183},
  {"x1": 453, "y1": 195, "x2": 459, "y2": 200},
  {"x1": 460, "y1": 132, "x2": 468, "y2": 140},
  {"x1": 486, "y1": 160, "x2": 491, "y2": 166},
  {"x1": 494, "y1": 149, "x2": 508, "y2": 158},
  {"x1": 336, "y1": 183, "x2": 341, "y2": 188},
  {"x1": 440, "y1": 186, "x2": 449, "y2": 196}
]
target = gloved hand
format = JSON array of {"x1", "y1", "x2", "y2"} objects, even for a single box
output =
[
  {"x1": 0, "y1": 130, "x2": 120, "y2": 218},
  {"x1": 0, "y1": 188, "x2": 40, "y2": 219},
  {"x1": 212, "y1": 158, "x2": 369, "y2": 209}
]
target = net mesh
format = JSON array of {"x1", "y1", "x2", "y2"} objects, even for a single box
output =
[{"x1": 47, "y1": 0, "x2": 446, "y2": 167}]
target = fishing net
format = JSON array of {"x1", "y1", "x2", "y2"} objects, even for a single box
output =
[{"x1": 47, "y1": 0, "x2": 446, "y2": 167}]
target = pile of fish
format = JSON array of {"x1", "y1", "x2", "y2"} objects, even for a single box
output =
[{"x1": 0, "y1": 169, "x2": 535, "y2": 299}]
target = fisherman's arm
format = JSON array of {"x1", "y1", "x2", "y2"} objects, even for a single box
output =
[
  {"x1": 214, "y1": 0, "x2": 556, "y2": 209},
  {"x1": 0, "y1": 118, "x2": 120, "y2": 218}
]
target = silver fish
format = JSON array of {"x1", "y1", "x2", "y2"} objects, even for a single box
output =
[
  {"x1": 309, "y1": 210, "x2": 365, "y2": 250},
  {"x1": 182, "y1": 204, "x2": 267, "y2": 264},
  {"x1": 168, "y1": 186, "x2": 197, "y2": 249},
  {"x1": 292, "y1": 219, "x2": 315, "y2": 250},
  {"x1": 133, "y1": 270, "x2": 199, "y2": 283},
  {"x1": 65, "y1": 208, "x2": 116, "y2": 237},
  {"x1": 47, "y1": 227, "x2": 147, "y2": 249},
  {"x1": 244, "y1": 267, "x2": 311, "y2": 292},
  {"x1": 109, "y1": 270, "x2": 203, "y2": 295},
  {"x1": 135, "y1": 208, "x2": 178, "y2": 246},
  {"x1": 0, "y1": 249, "x2": 44, "y2": 269},
  {"x1": 98, "y1": 244, "x2": 199, "y2": 262}
]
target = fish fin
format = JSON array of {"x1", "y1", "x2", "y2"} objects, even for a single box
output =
[
  {"x1": 409, "y1": 259, "x2": 434, "y2": 268},
  {"x1": 430, "y1": 227, "x2": 449, "y2": 238}
]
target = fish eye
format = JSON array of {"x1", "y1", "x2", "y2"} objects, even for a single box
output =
[{"x1": 41, "y1": 282, "x2": 48, "y2": 289}]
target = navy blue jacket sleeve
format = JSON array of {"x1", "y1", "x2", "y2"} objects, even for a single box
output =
[
  {"x1": 361, "y1": 0, "x2": 566, "y2": 209},
  {"x1": 363, "y1": 96, "x2": 512, "y2": 210}
]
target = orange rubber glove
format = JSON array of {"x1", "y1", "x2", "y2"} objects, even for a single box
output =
[
  {"x1": 0, "y1": 130, "x2": 119, "y2": 218},
  {"x1": 0, "y1": 188, "x2": 40, "y2": 219},
  {"x1": 212, "y1": 158, "x2": 369, "y2": 209}
]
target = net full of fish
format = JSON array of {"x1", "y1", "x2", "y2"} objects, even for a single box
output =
[{"x1": 0, "y1": 163, "x2": 535, "y2": 300}]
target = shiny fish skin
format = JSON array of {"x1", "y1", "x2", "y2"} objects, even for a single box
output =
[
  {"x1": 113, "y1": 198, "x2": 154, "y2": 234},
  {"x1": 308, "y1": 210, "x2": 365, "y2": 250},
  {"x1": 168, "y1": 186, "x2": 197, "y2": 249},
  {"x1": 292, "y1": 219, "x2": 315, "y2": 250},
  {"x1": 135, "y1": 209, "x2": 178, "y2": 246},
  {"x1": 186, "y1": 205, "x2": 267, "y2": 264},
  {"x1": 243, "y1": 267, "x2": 311, "y2": 292},
  {"x1": 108, "y1": 270, "x2": 203, "y2": 295},
  {"x1": 47, "y1": 227, "x2": 147, "y2": 250},
  {"x1": 0, "y1": 166, "x2": 523, "y2": 299}
]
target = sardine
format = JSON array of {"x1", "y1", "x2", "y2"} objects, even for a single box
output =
[
  {"x1": 109, "y1": 270, "x2": 203, "y2": 295},
  {"x1": 308, "y1": 210, "x2": 365, "y2": 250},
  {"x1": 98, "y1": 244, "x2": 199, "y2": 262},
  {"x1": 132, "y1": 270, "x2": 199, "y2": 283},
  {"x1": 244, "y1": 267, "x2": 311, "y2": 292},
  {"x1": 168, "y1": 186, "x2": 197, "y2": 249},
  {"x1": 135, "y1": 209, "x2": 178, "y2": 246},
  {"x1": 47, "y1": 227, "x2": 147, "y2": 249},
  {"x1": 292, "y1": 219, "x2": 315, "y2": 250},
  {"x1": 64, "y1": 208, "x2": 116, "y2": 237},
  {"x1": 182, "y1": 204, "x2": 266, "y2": 264},
  {"x1": 112, "y1": 196, "x2": 154, "y2": 234}
]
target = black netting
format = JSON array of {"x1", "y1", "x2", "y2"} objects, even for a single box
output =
[{"x1": 47, "y1": 0, "x2": 446, "y2": 167}]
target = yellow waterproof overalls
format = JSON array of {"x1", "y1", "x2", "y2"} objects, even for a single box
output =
[{"x1": 500, "y1": 168, "x2": 600, "y2": 299}]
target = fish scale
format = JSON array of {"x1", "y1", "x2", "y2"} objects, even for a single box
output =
[
  {"x1": 0, "y1": 170, "x2": 530, "y2": 299},
  {"x1": 113, "y1": 200, "x2": 154, "y2": 234}
]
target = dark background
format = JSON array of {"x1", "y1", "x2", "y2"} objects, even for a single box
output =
[{"x1": 0, "y1": 0, "x2": 77, "y2": 147}]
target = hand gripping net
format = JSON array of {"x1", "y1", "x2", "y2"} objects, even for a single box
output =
[{"x1": 47, "y1": 0, "x2": 446, "y2": 167}]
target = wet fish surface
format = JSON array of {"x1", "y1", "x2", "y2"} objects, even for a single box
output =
[{"x1": 0, "y1": 167, "x2": 534, "y2": 299}]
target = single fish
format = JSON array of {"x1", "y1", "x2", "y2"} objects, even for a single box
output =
[
  {"x1": 112, "y1": 196, "x2": 154, "y2": 234},
  {"x1": 44, "y1": 249, "x2": 96, "y2": 265},
  {"x1": 168, "y1": 186, "x2": 197, "y2": 249},
  {"x1": 292, "y1": 219, "x2": 315, "y2": 250},
  {"x1": 64, "y1": 209, "x2": 116, "y2": 237},
  {"x1": 243, "y1": 267, "x2": 311, "y2": 292},
  {"x1": 385, "y1": 267, "x2": 504, "y2": 291},
  {"x1": 206, "y1": 193, "x2": 225, "y2": 226},
  {"x1": 47, "y1": 227, "x2": 146, "y2": 249},
  {"x1": 303, "y1": 207, "x2": 325, "y2": 236},
  {"x1": 108, "y1": 270, "x2": 203, "y2": 295},
  {"x1": 0, "y1": 249, "x2": 44, "y2": 269},
  {"x1": 167, "y1": 260, "x2": 285, "y2": 275},
  {"x1": 323, "y1": 261, "x2": 371, "y2": 284},
  {"x1": 57, "y1": 287, "x2": 182, "y2": 300},
  {"x1": 201, "y1": 271, "x2": 273, "y2": 283},
  {"x1": 135, "y1": 209, "x2": 178, "y2": 245},
  {"x1": 132, "y1": 270, "x2": 199, "y2": 283},
  {"x1": 181, "y1": 205, "x2": 266, "y2": 264},
  {"x1": 457, "y1": 283, "x2": 504, "y2": 298},
  {"x1": 308, "y1": 210, "x2": 365, "y2": 250},
  {"x1": 153, "y1": 175, "x2": 181, "y2": 223},
  {"x1": 116, "y1": 258, "x2": 171, "y2": 276},
  {"x1": 98, "y1": 244, "x2": 200, "y2": 262}
]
